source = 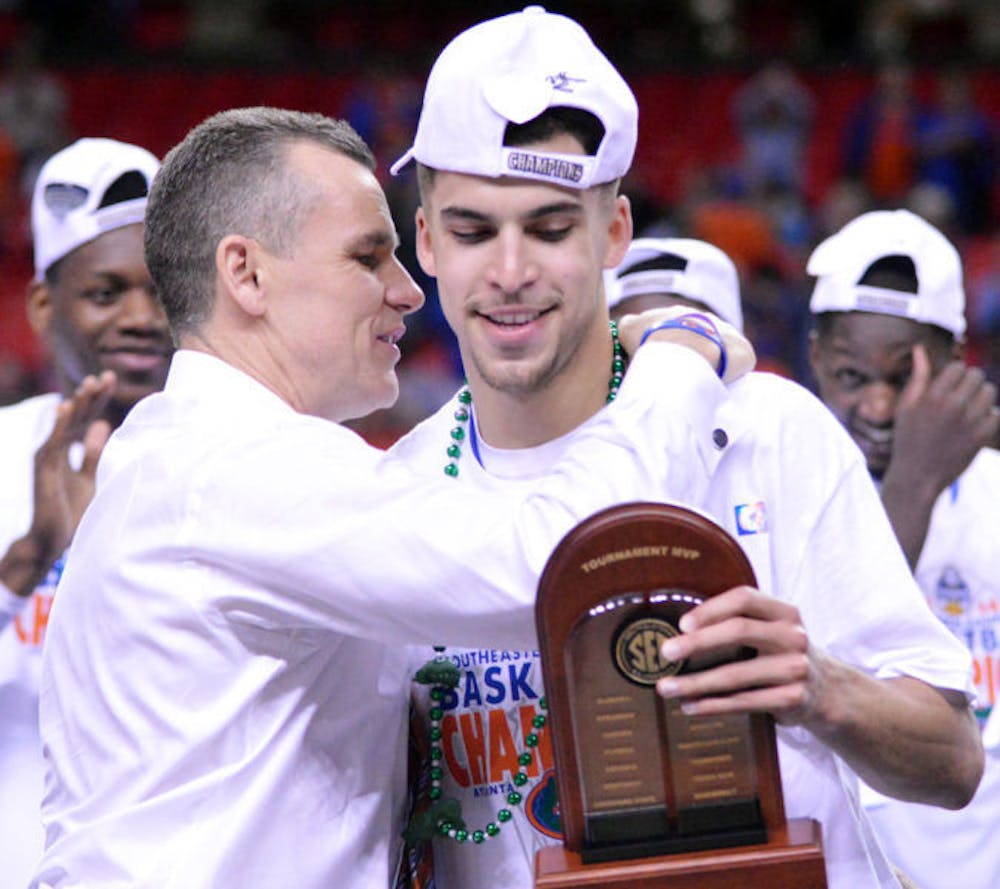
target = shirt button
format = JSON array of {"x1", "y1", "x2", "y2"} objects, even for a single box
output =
[{"x1": 712, "y1": 428, "x2": 728, "y2": 449}]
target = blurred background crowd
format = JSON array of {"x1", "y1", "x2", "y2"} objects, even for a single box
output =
[{"x1": 0, "y1": 0, "x2": 997, "y2": 445}]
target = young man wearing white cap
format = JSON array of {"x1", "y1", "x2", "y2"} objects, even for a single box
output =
[
  {"x1": 0, "y1": 137, "x2": 170, "y2": 889},
  {"x1": 808, "y1": 208, "x2": 1000, "y2": 889},
  {"x1": 605, "y1": 236, "x2": 744, "y2": 330},
  {"x1": 390, "y1": 8, "x2": 982, "y2": 889}
]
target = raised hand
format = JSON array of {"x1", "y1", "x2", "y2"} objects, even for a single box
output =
[
  {"x1": 881, "y1": 344, "x2": 999, "y2": 567},
  {"x1": 0, "y1": 371, "x2": 116, "y2": 597},
  {"x1": 889, "y1": 343, "x2": 999, "y2": 496}
]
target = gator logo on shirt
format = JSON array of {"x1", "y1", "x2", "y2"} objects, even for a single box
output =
[
  {"x1": 525, "y1": 769, "x2": 563, "y2": 839},
  {"x1": 734, "y1": 501, "x2": 768, "y2": 536},
  {"x1": 935, "y1": 565, "x2": 971, "y2": 617}
]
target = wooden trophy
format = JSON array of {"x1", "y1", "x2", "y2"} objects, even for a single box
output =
[{"x1": 534, "y1": 502, "x2": 827, "y2": 888}]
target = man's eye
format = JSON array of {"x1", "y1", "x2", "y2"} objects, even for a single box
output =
[
  {"x1": 532, "y1": 225, "x2": 572, "y2": 242},
  {"x1": 355, "y1": 253, "x2": 379, "y2": 270},
  {"x1": 891, "y1": 370, "x2": 912, "y2": 390},
  {"x1": 84, "y1": 287, "x2": 118, "y2": 305},
  {"x1": 451, "y1": 228, "x2": 491, "y2": 244},
  {"x1": 834, "y1": 367, "x2": 864, "y2": 389}
]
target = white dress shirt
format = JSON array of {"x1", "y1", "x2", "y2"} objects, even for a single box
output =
[{"x1": 34, "y1": 343, "x2": 726, "y2": 889}]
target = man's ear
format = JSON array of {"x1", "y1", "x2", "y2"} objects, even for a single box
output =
[
  {"x1": 414, "y1": 206, "x2": 436, "y2": 278},
  {"x1": 26, "y1": 279, "x2": 53, "y2": 337},
  {"x1": 603, "y1": 193, "x2": 633, "y2": 270},
  {"x1": 216, "y1": 235, "x2": 267, "y2": 318}
]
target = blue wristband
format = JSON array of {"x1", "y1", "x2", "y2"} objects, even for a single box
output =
[{"x1": 638, "y1": 313, "x2": 727, "y2": 379}]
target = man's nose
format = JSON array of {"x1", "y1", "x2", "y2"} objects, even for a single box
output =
[
  {"x1": 118, "y1": 286, "x2": 169, "y2": 333},
  {"x1": 485, "y1": 231, "x2": 539, "y2": 295},
  {"x1": 858, "y1": 381, "x2": 898, "y2": 425},
  {"x1": 385, "y1": 257, "x2": 425, "y2": 316}
]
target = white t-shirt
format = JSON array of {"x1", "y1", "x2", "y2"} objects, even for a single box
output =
[
  {"x1": 863, "y1": 448, "x2": 1000, "y2": 889},
  {"x1": 392, "y1": 371, "x2": 974, "y2": 889},
  {"x1": 0, "y1": 392, "x2": 61, "y2": 889},
  {"x1": 33, "y1": 344, "x2": 729, "y2": 889}
]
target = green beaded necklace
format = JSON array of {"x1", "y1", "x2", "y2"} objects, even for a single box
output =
[
  {"x1": 408, "y1": 321, "x2": 624, "y2": 847},
  {"x1": 444, "y1": 319, "x2": 625, "y2": 477}
]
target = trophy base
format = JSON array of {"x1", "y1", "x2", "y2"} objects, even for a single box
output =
[{"x1": 535, "y1": 817, "x2": 827, "y2": 888}]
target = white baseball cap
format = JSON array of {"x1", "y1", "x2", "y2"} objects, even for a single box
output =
[
  {"x1": 390, "y1": 5, "x2": 637, "y2": 189},
  {"x1": 31, "y1": 137, "x2": 160, "y2": 281},
  {"x1": 605, "y1": 237, "x2": 744, "y2": 332},
  {"x1": 807, "y1": 208, "x2": 966, "y2": 337}
]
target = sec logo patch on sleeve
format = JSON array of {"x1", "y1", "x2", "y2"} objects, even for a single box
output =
[{"x1": 735, "y1": 501, "x2": 768, "y2": 536}]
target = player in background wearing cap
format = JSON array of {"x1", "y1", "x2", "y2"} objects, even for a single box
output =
[
  {"x1": 604, "y1": 236, "x2": 744, "y2": 330},
  {"x1": 0, "y1": 137, "x2": 170, "y2": 888},
  {"x1": 389, "y1": 8, "x2": 981, "y2": 889},
  {"x1": 808, "y1": 208, "x2": 1000, "y2": 889}
]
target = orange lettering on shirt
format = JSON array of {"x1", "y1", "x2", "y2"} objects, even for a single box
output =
[
  {"x1": 487, "y1": 709, "x2": 519, "y2": 783},
  {"x1": 986, "y1": 655, "x2": 996, "y2": 709},
  {"x1": 459, "y1": 711, "x2": 488, "y2": 785},
  {"x1": 33, "y1": 592, "x2": 52, "y2": 645},
  {"x1": 13, "y1": 592, "x2": 53, "y2": 647},
  {"x1": 442, "y1": 714, "x2": 469, "y2": 788},
  {"x1": 14, "y1": 611, "x2": 28, "y2": 643},
  {"x1": 971, "y1": 655, "x2": 998, "y2": 709}
]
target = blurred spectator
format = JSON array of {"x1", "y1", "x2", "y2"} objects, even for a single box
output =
[
  {"x1": 967, "y1": 235, "x2": 1000, "y2": 399},
  {"x1": 733, "y1": 61, "x2": 814, "y2": 195},
  {"x1": 843, "y1": 61, "x2": 927, "y2": 205},
  {"x1": 916, "y1": 69, "x2": 996, "y2": 235},
  {"x1": 0, "y1": 30, "x2": 68, "y2": 196},
  {"x1": 817, "y1": 177, "x2": 874, "y2": 239},
  {"x1": 689, "y1": 191, "x2": 778, "y2": 273},
  {"x1": 741, "y1": 260, "x2": 811, "y2": 380},
  {"x1": 904, "y1": 180, "x2": 958, "y2": 238}
]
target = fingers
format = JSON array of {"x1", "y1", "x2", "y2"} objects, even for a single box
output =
[
  {"x1": 36, "y1": 374, "x2": 116, "y2": 477},
  {"x1": 657, "y1": 652, "x2": 812, "y2": 717},
  {"x1": 80, "y1": 420, "x2": 112, "y2": 477},
  {"x1": 655, "y1": 586, "x2": 812, "y2": 718},
  {"x1": 61, "y1": 372, "x2": 117, "y2": 442},
  {"x1": 617, "y1": 306, "x2": 698, "y2": 354},
  {"x1": 720, "y1": 329, "x2": 756, "y2": 383},
  {"x1": 930, "y1": 363, "x2": 998, "y2": 443},
  {"x1": 674, "y1": 585, "x2": 799, "y2": 633},
  {"x1": 899, "y1": 343, "x2": 933, "y2": 410}
]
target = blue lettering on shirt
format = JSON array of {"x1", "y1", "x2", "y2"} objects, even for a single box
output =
[
  {"x1": 434, "y1": 652, "x2": 541, "y2": 710},
  {"x1": 439, "y1": 686, "x2": 459, "y2": 710},
  {"x1": 484, "y1": 666, "x2": 505, "y2": 704},
  {"x1": 509, "y1": 663, "x2": 537, "y2": 701},
  {"x1": 463, "y1": 671, "x2": 483, "y2": 708},
  {"x1": 983, "y1": 627, "x2": 997, "y2": 653}
]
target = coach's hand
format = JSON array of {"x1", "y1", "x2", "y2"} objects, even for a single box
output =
[{"x1": 617, "y1": 305, "x2": 756, "y2": 384}]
